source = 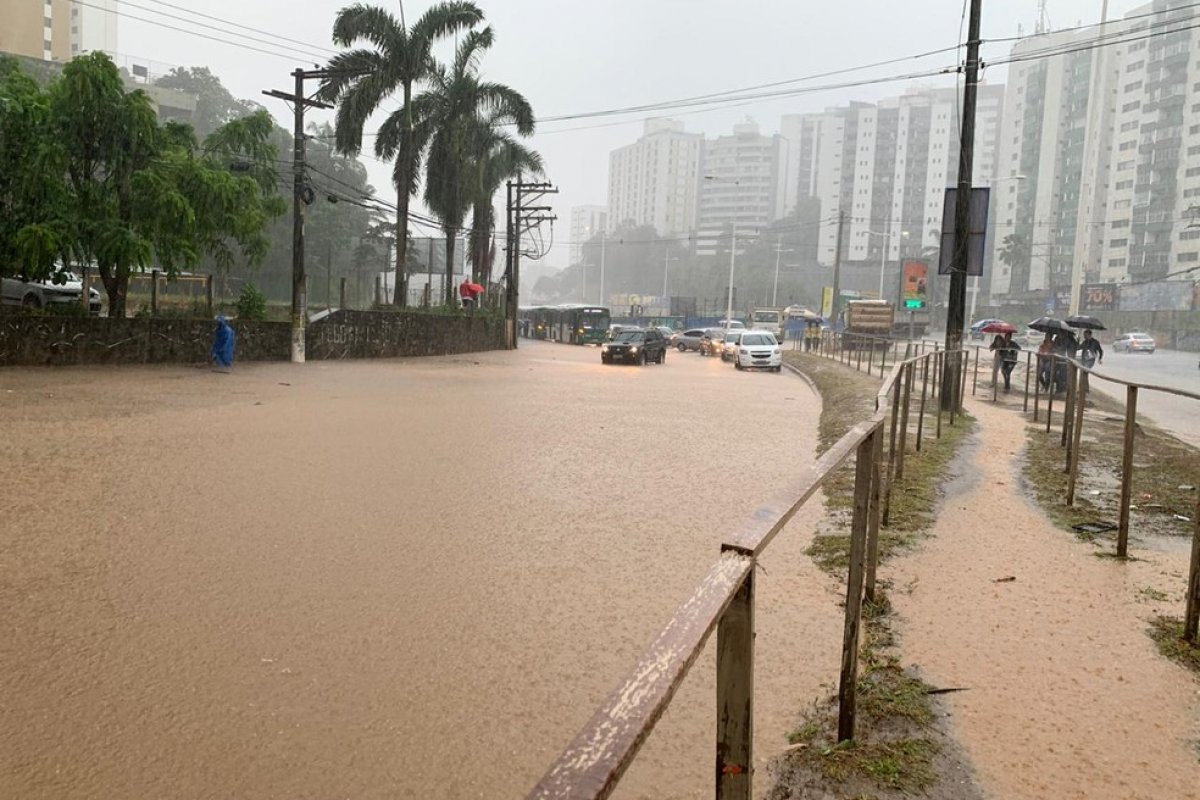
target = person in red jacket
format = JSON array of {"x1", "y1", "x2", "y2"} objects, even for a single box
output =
[{"x1": 459, "y1": 278, "x2": 474, "y2": 309}]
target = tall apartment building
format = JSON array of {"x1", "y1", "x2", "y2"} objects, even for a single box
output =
[
  {"x1": 569, "y1": 205, "x2": 608, "y2": 264},
  {"x1": 0, "y1": 0, "x2": 117, "y2": 62},
  {"x1": 781, "y1": 84, "x2": 1004, "y2": 270},
  {"x1": 1098, "y1": 0, "x2": 1200, "y2": 288},
  {"x1": 694, "y1": 120, "x2": 787, "y2": 255},
  {"x1": 607, "y1": 119, "x2": 702, "y2": 237}
]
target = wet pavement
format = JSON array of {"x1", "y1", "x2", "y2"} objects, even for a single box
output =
[{"x1": 1, "y1": 342, "x2": 839, "y2": 799}]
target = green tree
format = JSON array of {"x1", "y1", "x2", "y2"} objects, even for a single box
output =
[
  {"x1": 154, "y1": 66, "x2": 259, "y2": 139},
  {"x1": 466, "y1": 118, "x2": 542, "y2": 284},
  {"x1": 318, "y1": 1, "x2": 483, "y2": 306},
  {"x1": 420, "y1": 27, "x2": 535, "y2": 302}
]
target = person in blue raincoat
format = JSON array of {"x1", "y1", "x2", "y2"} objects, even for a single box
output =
[{"x1": 211, "y1": 315, "x2": 236, "y2": 370}]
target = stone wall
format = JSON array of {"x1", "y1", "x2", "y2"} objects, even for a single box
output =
[{"x1": 0, "y1": 310, "x2": 506, "y2": 367}]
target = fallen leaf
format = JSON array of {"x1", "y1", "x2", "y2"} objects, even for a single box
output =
[{"x1": 994, "y1": 576, "x2": 1017, "y2": 583}]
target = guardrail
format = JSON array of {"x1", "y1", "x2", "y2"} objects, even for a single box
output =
[{"x1": 526, "y1": 346, "x2": 966, "y2": 800}]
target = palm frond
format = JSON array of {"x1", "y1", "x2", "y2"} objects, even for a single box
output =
[
  {"x1": 452, "y1": 27, "x2": 494, "y2": 78},
  {"x1": 472, "y1": 81, "x2": 535, "y2": 135},
  {"x1": 331, "y1": 4, "x2": 405, "y2": 53},
  {"x1": 315, "y1": 49, "x2": 389, "y2": 104}
]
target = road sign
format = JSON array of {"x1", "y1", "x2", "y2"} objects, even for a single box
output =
[{"x1": 905, "y1": 299, "x2": 925, "y2": 309}]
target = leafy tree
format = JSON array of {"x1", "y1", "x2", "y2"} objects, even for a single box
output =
[
  {"x1": 0, "y1": 57, "x2": 70, "y2": 282},
  {"x1": 466, "y1": 116, "x2": 542, "y2": 284},
  {"x1": 154, "y1": 66, "x2": 260, "y2": 139},
  {"x1": 420, "y1": 27, "x2": 535, "y2": 301},
  {"x1": 318, "y1": 1, "x2": 484, "y2": 306}
]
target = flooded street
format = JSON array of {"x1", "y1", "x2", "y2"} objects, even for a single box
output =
[{"x1": 1, "y1": 342, "x2": 842, "y2": 799}]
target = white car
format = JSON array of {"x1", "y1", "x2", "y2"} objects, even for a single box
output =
[
  {"x1": 733, "y1": 330, "x2": 783, "y2": 372},
  {"x1": 2, "y1": 271, "x2": 102, "y2": 314}
]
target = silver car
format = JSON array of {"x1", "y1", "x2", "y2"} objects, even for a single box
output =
[
  {"x1": 721, "y1": 330, "x2": 746, "y2": 362},
  {"x1": 671, "y1": 328, "x2": 708, "y2": 352},
  {"x1": 2, "y1": 272, "x2": 102, "y2": 314}
]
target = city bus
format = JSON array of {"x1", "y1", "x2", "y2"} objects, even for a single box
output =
[
  {"x1": 518, "y1": 306, "x2": 553, "y2": 339},
  {"x1": 547, "y1": 304, "x2": 611, "y2": 344}
]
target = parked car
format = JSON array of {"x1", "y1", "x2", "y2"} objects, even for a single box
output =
[
  {"x1": 1112, "y1": 332, "x2": 1155, "y2": 354},
  {"x1": 601, "y1": 327, "x2": 667, "y2": 365},
  {"x1": 2, "y1": 271, "x2": 102, "y2": 314},
  {"x1": 717, "y1": 319, "x2": 746, "y2": 329},
  {"x1": 605, "y1": 323, "x2": 641, "y2": 341},
  {"x1": 721, "y1": 329, "x2": 746, "y2": 362},
  {"x1": 699, "y1": 329, "x2": 727, "y2": 357},
  {"x1": 671, "y1": 328, "x2": 708, "y2": 352},
  {"x1": 968, "y1": 318, "x2": 1003, "y2": 341},
  {"x1": 654, "y1": 325, "x2": 676, "y2": 342},
  {"x1": 733, "y1": 330, "x2": 783, "y2": 372}
]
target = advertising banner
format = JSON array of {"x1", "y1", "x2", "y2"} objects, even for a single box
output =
[
  {"x1": 938, "y1": 188, "x2": 990, "y2": 276},
  {"x1": 902, "y1": 260, "x2": 929, "y2": 308},
  {"x1": 1081, "y1": 283, "x2": 1117, "y2": 312},
  {"x1": 821, "y1": 286, "x2": 834, "y2": 319}
]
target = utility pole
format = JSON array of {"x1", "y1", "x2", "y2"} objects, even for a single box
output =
[
  {"x1": 725, "y1": 223, "x2": 737, "y2": 331},
  {"x1": 599, "y1": 231, "x2": 606, "y2": 307},
  {"x1": 264, "y1": 68, "x2": 338, "y2": 363},
  {"x1": 832, "y1": 209, "x2": 846, "y2": 325},
  {"x1": 505, "y1": 180, "x2": 558, "y2": 347},
  {"x1": 943, "y1": 0, "x2": 983, "y2": 410}
]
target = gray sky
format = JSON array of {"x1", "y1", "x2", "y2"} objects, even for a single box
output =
[{"x1": 110, "y1": 0, "x2": 1142, "y2": 269}]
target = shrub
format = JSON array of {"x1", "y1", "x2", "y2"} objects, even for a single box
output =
[{"x1": 235, "y1": 283, "x2": 268, "y2": 320}]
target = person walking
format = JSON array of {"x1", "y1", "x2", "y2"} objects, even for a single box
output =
[
  {"x1": 210, "y1": 315, "x2": 235, "y2": 372},
  {"x1": 1000, "y1": 331, "x2": 1021, "y2": 392},
  {"x1": 989, "y1": 333, "x2": 1006, "y2": 386},
  {"x1": 1037, "y1": 334, "x2": 1054, "y2": 391},
  {"x1": 1080, "y1": 329, "x2": 1104, "y2": 369},
  {"x1": 459, "y1": 277, "x2": 474, "y2": 309}
]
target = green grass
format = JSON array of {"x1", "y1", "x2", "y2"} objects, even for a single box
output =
[
  {"x1": 1148, "y1": 616, "x2": 1200, "y2": 674},
  {"x1": 1023, "y1": 389, "x2": 1200, "y2": 545}
]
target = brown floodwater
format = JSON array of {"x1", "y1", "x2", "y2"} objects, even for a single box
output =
[{"x1": 1, "y1": 343, "x2": 845, "y2": 799}]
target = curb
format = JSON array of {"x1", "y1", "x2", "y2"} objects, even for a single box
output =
[{"x1": 783, "y1": 361, "x2": 820, "y2": 396}]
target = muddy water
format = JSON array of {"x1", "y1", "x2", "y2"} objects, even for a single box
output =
[
  {"x1": 890, "y1": 399, "x2": 1200, "y2": 800},
  {"x1": 0, "y1": 344, "x2": 842, "y2": 799}
]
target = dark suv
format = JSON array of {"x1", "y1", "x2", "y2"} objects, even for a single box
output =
[{"x1": 601, "y1": 328, "x2": 667, "y2": 365}]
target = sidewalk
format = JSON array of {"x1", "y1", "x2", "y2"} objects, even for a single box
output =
[{"x1": 888, "y1": 396, "x2": 1200, "y2": 799}]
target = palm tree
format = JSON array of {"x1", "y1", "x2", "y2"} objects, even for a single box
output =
[
  {"x1": 419, "y1": 27, "x2": 535, "y2": 303},
  {"x1": 318, "y1": 1, "x2": 483, "y2": 306},
  {"x1": 466, "y1": 121, "x2": 543, "y2": 285}
]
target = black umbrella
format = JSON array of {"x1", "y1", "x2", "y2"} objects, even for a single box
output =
[
  {"x1": 1065, "y1": 314, "x2": 1106, "y2": 331},
  {"x1": 1028, "y1": 316, "x2": 1070, "y2": 333}
]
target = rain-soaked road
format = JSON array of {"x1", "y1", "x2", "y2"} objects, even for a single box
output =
[{"x1": 1, "y1": 341, "x2": 841, "y2": 799}]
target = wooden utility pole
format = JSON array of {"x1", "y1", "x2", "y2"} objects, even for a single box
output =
[
  {"x1": 506, "y1": 180, "x2": 558, "y2": 348},
  {"x1": 943, "y1": 0, "x2": 984, "y2": 409},
  {"x1": 831, "y1": 209, "x2": 845, "y2": 325}
]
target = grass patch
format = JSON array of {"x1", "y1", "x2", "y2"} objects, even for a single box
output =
[
  {"x1": 1147, "y1": 616, "x2": 1200, "y2": 674},
  {"x1": 785, "y1": 351, "x2": 976, "y2": 576},
  {"x1": 1139, "y1": 586, "x2": 1170, "y2": 602},
  {"x1": 1023, "y1": 388, "x2": 1200, "y2": 546}
]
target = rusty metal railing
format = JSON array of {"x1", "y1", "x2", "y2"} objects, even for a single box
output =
[{"x1": 527, "y1": 347, "x2": 964, "y2": 800}]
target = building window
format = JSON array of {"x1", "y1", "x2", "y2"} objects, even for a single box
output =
[
  {"x1": 1112, "y1": 219, "x2": 1131, "y2": 228},
  {"x1": 1122, "y1": 101, "x2": 1141, "y2": 112},
  {"x1": 1110, "y1": 238, "x2": 1128, "y2": 247},
  {"x1": 1180, "y1": 252, "x2": 1199, "y2": 262},
  {"x1": 1114, "y1": 199, "x2": 1132, "y2": 209},
  {"x1": 1121, "y1": 120, "x2": 1139, "y2": 132},
  {"x1": 1108, "y1": 258, "x2": 1127, "y2": 267},
  {"x1": 1117, "y1": 160, "x2": 1134, "y2": 170},
  {"x1": 44, "y1": 39, "x2": 52, "y2": 51},
  {"x1": 1119, "y1": 140, "x2": 1136, "y2": 151},
  {"x1": 1188, "y1": 167, "x2": 1200, "y2": 177},
  {"x1": 1124, "y1": 81, "x2": 1143, "y2": 93},
  {"x1": 44, "y1": 16, "x2": 52, "y2": 26},
  {"x1": 1190, "y1": 146, "x2": 1200, "y2": 156},
  {"x1": 1181, "y1": 230, "x2": 1200, "y2": 240},
  {"x1": 1127, "y1": 60, "x2": 1144, "y2": 71}
]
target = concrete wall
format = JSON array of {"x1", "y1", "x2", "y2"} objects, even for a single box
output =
[{"x1": 0, "y1": 310, "x2": 506, "y2": 367}]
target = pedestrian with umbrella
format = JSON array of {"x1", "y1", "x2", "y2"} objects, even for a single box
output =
[
  {"x1": 1067, "y1": 315, "x2": 1106, "y2": 370},
  {"x1": 982, "y1": 321, "x2": 1016, "y2": 389},
  {"x1": 1029, "y1": 317, "x2": 1070, "y2": 391}
]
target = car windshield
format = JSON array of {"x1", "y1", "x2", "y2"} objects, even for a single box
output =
[
  {"x1": 726, "y1": 333, "x2": 742, "y2": 343},
  {"x1": 1129, "y1": 333, "x2": 1151, "y2": 339},
  {"x1": 754, "y1": 312, "x2": 780, "y2": 324},
  {"x1": 740, "y1": 333, "x2": 776, "y2": 346},
  {"x1": 613, "y1": 331, "x2": 645, "y2": 343}
]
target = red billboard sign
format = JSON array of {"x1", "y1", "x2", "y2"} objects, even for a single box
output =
[{"x1": 902, "y1": 260, "x2": 929, "y2": 307}]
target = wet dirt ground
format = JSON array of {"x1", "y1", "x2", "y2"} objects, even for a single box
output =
[
  {"x1": 1, "y1": 342, "x2": 843, "y2": 799},
  {"x1": 889, "y1": 397, "x2": 1200, "y2": 800}
]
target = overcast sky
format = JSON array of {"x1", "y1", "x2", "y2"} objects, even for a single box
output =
[{"x1": 110, "y1": 0, "x2": 1143, "y2": 270}]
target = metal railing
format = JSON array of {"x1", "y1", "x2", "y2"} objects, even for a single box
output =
[{"x1": 526, "y1": 345, "x2": 966, "y2": 800}]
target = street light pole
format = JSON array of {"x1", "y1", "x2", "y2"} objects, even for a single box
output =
[
  {"x1": 726, "y1": 223, "x2": 736, "y2": 331},
  {"x1": 599, "y1": 231, "x2": 606, "y2": 306},
  {"x1": 662, "y1": 251, "x2": 678, "y2": 300},
  {"x1": 879, "y1": 216, "x2": 890, "y2": 298}
]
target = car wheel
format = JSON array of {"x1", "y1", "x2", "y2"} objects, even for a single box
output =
[
  {"x1": 735, "y1": 360, "x2": 744, "y2": 371},
  {"x1": 774, "y1": 366, "x2": 782, "y2": 373},
  {"x1": 677, "y1": 343, "x2": 686, "y2": 352},
  {"x1": 22, "y1": 293, "x2": 40, "y2": 309},
  {"x1": 659, "y1": 349, "x2": 666, "y2": 364}
]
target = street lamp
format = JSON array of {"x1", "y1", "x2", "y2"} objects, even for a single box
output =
[
  {"x1": 704, "y1": 175, "x2": 739, "y2": 331},
  {"x1": 864, "y1": 226, "x2": 909, "y2": 299},
  {"x1": 772, "y1": 243, "x2": 794, "y2": 307},
  {"x1": 662, "y1": 250, "x2": 679, "y2": 299}
]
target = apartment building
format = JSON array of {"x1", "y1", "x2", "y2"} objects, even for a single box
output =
[
  {"x1": 781, "y1": 84, "x2": 1003, "y2": 270},
  {"x1": 569, "y1": 205, "x2": 607, "y2": 264},
  {"x1": 607, "y1": 119, "x2": 702, "y2": 237},
  {"x1": 0, "y1": 0, "x2": 117, "y2": 62},
  {"x1": 694, "y1": 120, "x2": 787, "y2": 255}
]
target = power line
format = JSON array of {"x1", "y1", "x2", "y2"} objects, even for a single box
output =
[
  {"x1": 137, "y1": 0, "x2": 340, "y2": 56},
  {"x1": 66, "y1": 0, "x2": 322, "y2": 63},
  {"x1": 983, "y1": 1, "x2": 1200, "y2": 46}
]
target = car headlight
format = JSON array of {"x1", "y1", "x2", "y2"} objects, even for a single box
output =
[
  {"x1": 601, "y1": 345, "x2": 609, "y2": 352},
  {"x1": 630, "y1": 347, "x2": 639, "y2": 353},
  {"x1": 772, "y1": 348, "x2": 781, "y2": 354}
]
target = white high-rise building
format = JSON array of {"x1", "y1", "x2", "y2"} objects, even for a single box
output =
[
  {"x1": 781, "y1": 84, "x2": 1004, "y2": 271},
  {"x1": 70, "y1": 0, "x2": 118, "y2": 58},
  {"x1": 695, "y1": 120, "x2": 787, "y2": 255},
  {"x1": 607, "y1": 119, "x2": 702, "y2": 237},
  {"x1": 569, "y1": 205, "x2": 607, "y2": 264}
]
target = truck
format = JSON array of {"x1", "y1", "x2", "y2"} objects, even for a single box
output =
[
  {"x1": 749, "y1": 307, "x2": 785, "y2": 340},
  {"x1": 844, "y1": 300, "x2": 895, "y2": 349}
]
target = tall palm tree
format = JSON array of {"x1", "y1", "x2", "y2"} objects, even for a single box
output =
[
  {"x1": 466, "y1": 122, "x2": 543, "y2": 285},
  {"x1": 318, "y1": 1, "x2": 483, "y2": 306},
  {"x1": 419, "y1": 27, "x2": 535, "y2": 303}
]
